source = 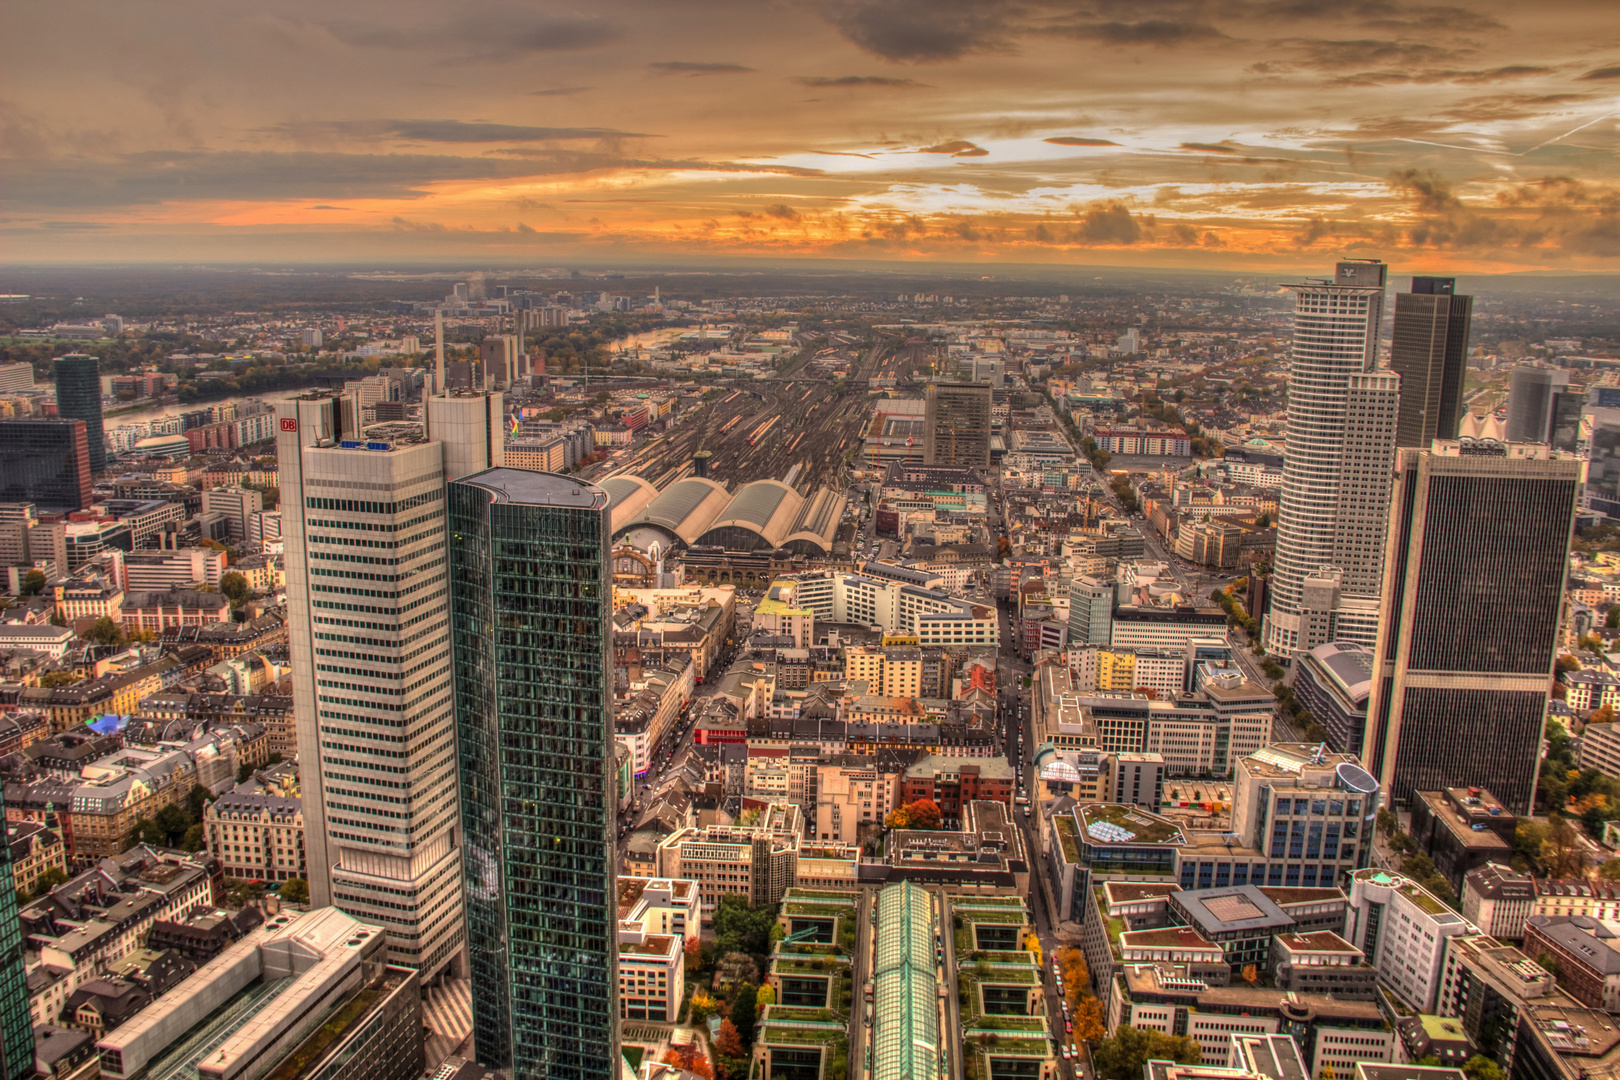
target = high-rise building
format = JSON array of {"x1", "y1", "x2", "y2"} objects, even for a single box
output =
[
  {"x1": 480, "y1": 334, "x2": 520, "y2": 387},
  {"x1": 923, "y1": 382, "x2": 992, "y2": 468},
  {"x1": 0, "y1": 789, "x2": 33, "y2": 1080},
  {"x1": 52, "y1": 353, "x2": 106, "y2": 476},
  {"x1": 276, "y1": 387, "x2": 503, "y2": 983},
  {"x1": 1587, "y1": 408, "x2": 1620, "y2": 520},
  {"x1": 447, "y1": 468, "x2": 619, "y2": 1078},
  {"x1": 1066, "y1": 574, "x2": 1113, "y2": 646},
  {"x1": 1264, "y1": 260, "x2": 1392, "y2": 658},
  {"x1": 1505, "y1": 365, "x2": 1571, "y2": 444},
  {"x1": 0, "y1": 418, "x2": 92, "y2": 512},
  {"x1": 1548, "y1": 388, "x2": 1584, "y2": 453},
  {"x1": 1362, "y1": 440, "x2": 1579, "y2": 814},
  {"x1": 1390, "y1": 277, "x2": 1472, "y2": 448}
]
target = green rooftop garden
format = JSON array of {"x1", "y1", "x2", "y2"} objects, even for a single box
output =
[
  {"x1": 960, "y1": 950, "x2": 1040, "y2": 965},
  {"x1": 759, "y1": 1024, "x2": 847, "y2": 1047},
  {"x1": 1055, "y1": 814, "x2": 1081, "y2": 863},
  {"x1": 961, "y1": 910, "x2": 1028, "y2": 925},
  {"x1": 1400, "y1": 883, "x2": 1452, "y2": 917},
  {"x1": 1078, "y1": 804, "x2": 1185, "y2": 845}
]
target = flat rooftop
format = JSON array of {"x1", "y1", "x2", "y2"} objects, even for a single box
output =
[{"x1": 1077, "y1": 804, "x2": 1187, "y2": 847}]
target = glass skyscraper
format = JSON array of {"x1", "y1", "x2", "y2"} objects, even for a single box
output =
[
  {"x1": 448, "y1": 468, "x2": 619, "y2": 1079},
  {"x1": 53, "y1": 353, "x2": 106, "y2": 476},
  {"x1": 0, "y1": 790, "x2": 35, "y2": 1080}
]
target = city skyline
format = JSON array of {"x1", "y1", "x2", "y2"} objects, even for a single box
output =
[{"x1": 5, "y1": 1, "x2": 1620, "y2": 269}]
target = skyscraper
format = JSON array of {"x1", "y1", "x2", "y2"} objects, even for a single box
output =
[
  {"x1": 1362, "y1": 439, "x2": 1579, "y2": 814},
  {"x1": 277, "y1": 387, "x2": 503, "y2": 982},
  {"x1": 1505, "y1": 365, "x2": 1571, "y2": 444},
  {"x1": 53, "y1": 352, "x2": 106, "y2": 476},
  {"x1": 1264, "y1": 260, "x2": 1393, "y2": 658},
  {"x1": 0, "y1": 418, "x2": 92, "y2": 512},
  {"x1": 924, "y1": 382, "x2": 992, "y2": 468},
  {"x1": 1390, "y1": 276, "x2": 1472, "y2": 448},
  {"x1": 447, "y1": 468, "x2": 618, "y2": 1079},
  {"x1": 1066, "y1": 575, "x2": 1113, "y2": 646},
  {"x1": 0, "y1": 790, "x2": 33, "y2": 1080}
]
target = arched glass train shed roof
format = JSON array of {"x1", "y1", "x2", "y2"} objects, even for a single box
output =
[{"x1": 604, "y1": 474, "x2": 846, "y2": 556}]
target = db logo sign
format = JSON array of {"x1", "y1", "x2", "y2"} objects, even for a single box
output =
[{"x1": 280, "y1": 418, "x2": 298, "y2": 432}]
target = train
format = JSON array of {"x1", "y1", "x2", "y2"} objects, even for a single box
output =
[{"x1": 748, "y1": 415, "x2": 781, "y2": 446}]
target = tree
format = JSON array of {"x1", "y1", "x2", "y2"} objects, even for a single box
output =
[
  {"x1": 1376, "y1": 807, "x2": 1398, "y2": 838},
  {"x1": 1320, "y1": 1065, "x2": 1337, "y2": 1080},
  {"x1": 156, "y1": 803, "x2": 193, "y2": 846},
  {"x1": 689, "y1": 988, "x2": 715, "y2": 1023},
  {"x1": 1254, "y1": 512, "x2": 1271, "y2": 529},
  {"x1": 904, "y1": 798, "x2": 942, "y2": 831},
  {"x1": 1541, "y1": 815, "x2": 1587, "y2": 879},
  {"x1": 1594, "y1": 704, "x2": 1616, "y2": 725},
  {"x1": 711, "y1": 895, "x2": 777, "y2": 960},
  {"x1": 714, "y1": 1018, "x2": 745, "y2": 1058},
  {"x1": 85, "y1": 616, "x2": 124, "y2": 647},
  {"x1": 1558, "y1": 654, "x2": 1582, "y2": 672},
  {"x1": 885, "y1": 804, "x2": 911, "y2": 830},
  {"x1": 754, "y1": 984, "x2": 776, "y2": 1011},
  {"x1": 185, "y1": 783, "x2": 214, "y2": 819},
  {"x1": 730, "y1": 982, "x2": 759, "y2": 1046},
  {"x1": 1462, "y1": 1055, "x2": 1504, "y2": 1080},
  {"x1": 279, "y1": 877, "x2": 310, "y2": 905},
  {"x1": 1608, "y1": 606, "x2": 1620, "y2": 630},
  {"x1": 1241, "y1": 964, "x2": 1259, "y2": 986},
  {"x1": 181, "y1": 823, "x2": 206, "y2": 853},
  {"x1": 1601, "y1": 859, "x2": 1620, "y2": 882},
  {"x1": 134, "y1": 817, "x2": 165, "y2": 846},
  {"x1": 20, "y1": 569, "x2": 46, "y2": 596},
  {"x1": 1074, "y1": 996, "x2": 1106, "y2": 1044},
  {"x1": 1092, "y1": 1025, "x2": 1202, "y2": 1080},
  {"x1": 663, "y1": 1046, "x2": 714, "y2": 1080},
  {"x1": 686, "y1": 933, "x2": 704, "y2": 971},
  {"x1": 29, "y1": 866, "x2": 67, "y2": 898},
  {"x1": 237, "y1": 760, "x2": 256, "y2": 783},
  {"x1": 220, "y1": 572, "x2": 250, "y2": 604},
  {"x1": 716, "y1": 951, "x2": 760, "y2": 989},
  {"x1": 38, "y1": 671, "x2": 81, "y2": 689}
]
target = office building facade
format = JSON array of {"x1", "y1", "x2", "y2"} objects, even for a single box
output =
[
  {"x1": 1265, "y1": 261, "x2": 1391, "y2": 658},
  {"x1": 0, "y1": 789, "x2": 31, "y2": 1080},
  {"x1": 53, "y1": 353, "x2": 106, "y2": 476},
  {"x1": 1505, "y1": 365, "x2": 1570, "y2": 445},
  {"x1": 1390, "y1": 277, "x2": 1472, "y2": 449},
  {"x1": 0, "y1": 418, "x2": 92, "y2": 512},
  {"x1": 924, "y1": 382, "x2": 993, "y2": 468},
  {"x1": 1363, "y1": 441, "x2": 1579, "y2": 813},
  {"x1": 277, "y1": 389, "x2": 502, "y2": 984},
  {"x1": 448, "y1": 468, "x2": 619, "y2": 1079}
]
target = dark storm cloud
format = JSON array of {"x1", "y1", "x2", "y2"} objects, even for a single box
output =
[
  {"x1": 1580, "y1": 65, "x2": 1620, "y2": 80},
  {"x1": 1056, "y1": 20, "x2": 1225, "y2": 44},
  {"x1": 648, "y1": 62, "x2": 756, "y2": 75},
  {"x1": 268, "y1": 120, "x2": 650, "y2": 143},
  {"x1": 819, "y1": 0, "x2": 1019, "y2": 62},
  {"x1": 794, "y1": 76, "x2": 926, "y2": 87},
  {"x1": 0, "y1": 151, "x2": 617, "y2": 209},
  {"x1": 1045, "y1": 137, "x2": 1119, "y2": 146},
  {"x1": 324, "y1": 12, "x2": 621, "y2": 60}
]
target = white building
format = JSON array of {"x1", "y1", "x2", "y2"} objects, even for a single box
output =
[
  {"x1": 1265, "y1": 261, "x2": 1395, "y2": 658},
  {"x1": 782, "y1": 572, "x2": 997, "y2": 646},
  {"x1": 277, "y1": 387, "x2": 504, "y2": 982},
  {"x1": 616, "y1": 877, "x2": 699, "y2": 1023},
  {"x1": 1346, "y1": 868, "x2": 1473, "y2": 1012}
]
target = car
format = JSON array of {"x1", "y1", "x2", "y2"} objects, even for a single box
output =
[{"x1": 1065, "y1": 1021, "x2": 1073, "y2": 1034}]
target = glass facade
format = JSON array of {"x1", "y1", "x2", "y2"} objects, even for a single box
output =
[
  {"x1": 0, "y1": 418, "x2": 92, "y2": 512},
  {"x1": 449, "y1": 468, "x2": 618, "y2": 1079},
  {"x1": 0, "y1": 790, "x2": 33, "y2": 1080},
  {"x1": 53, "y1": 353, "x2": 106, "y2": 476}
]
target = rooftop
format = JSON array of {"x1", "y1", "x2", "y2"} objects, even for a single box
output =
[{"x1": 1077, "y1": 803, "x2": 1186, "y2": 847}]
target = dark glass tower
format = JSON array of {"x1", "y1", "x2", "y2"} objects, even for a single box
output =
[
  {"x1": 0, "y1": 789, "x2": 34, "y2": 1080},
  {"x1": 0, "y1": 418, "x2": 92, "y2": 511},
  {"x1": 1364, "y1": 442, "x2": 1579, "y2": 814},
  {"x1": 53, "y1": 353, "x2": 106, "y2": 476},
  {"x1": 1390, "y1": 276, "x2": 1472, "y2": 448},
  {"x1": 448, "y1": 468, "x2": 618, "y2": 1079}
]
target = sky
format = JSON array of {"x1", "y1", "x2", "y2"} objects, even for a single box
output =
[{"x1": 5, "y1": 0, "x2": 1620, "y2": 272}]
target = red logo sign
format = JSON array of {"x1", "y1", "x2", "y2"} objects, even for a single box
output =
[{"x1": 280, "y1": 418, "x2": 298, "y2": 432}]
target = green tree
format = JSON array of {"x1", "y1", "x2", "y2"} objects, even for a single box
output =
[
  {"x1": 280, "y1": 877, "x2": 310, "y2": 905},
  {"x1": 134, "y1": 817, "x2": 164, "y2": 846},
  {"x1": 711, "y1": 894, "x2": 778, "y2": 960},
  {"x1": 29, "y1": 866, "x2": 68, "y2": 898},
  {"x1": 181, "y1": 824, "x2": 206, "y2": 853},
  {"x1": 1600, "y1": 859, "x2": 1620, "y2": 882},
  {"x1": 1092, "y1": 1025, "x2": 1202, "y2": 1080},
  {"x1": 20, "y1": 569, "x2": 46, "y2": 596},
  {"x1": 729, "y1": 982, "x2": 758, "y2": 1047},
  {"x1": 84, "y1": 616, "x2": 124, "y2": 647},
  {"x1": 185, "y1": 783, "x2": 214, "y2": 819},
  {"x1": 237, "y1": 760, "x2": 256, "y2": 783},
  {"x1": 1463, "y1": 1055, "x2": 1505, "y2": 1080},
  {"x1": 156, "y1": 803, "x2": 193, "y2": 846},
  {"x1": 219, "y1": 571, "x2": 250, "y2": 604},
  {"x1": 1608, "y1": 607, "x2": 1620, "y2": 630}
]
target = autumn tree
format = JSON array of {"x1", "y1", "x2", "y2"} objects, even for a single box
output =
[
  {"x1": 662, "y1": 1047, "x2": 714, "y2": 1080},
  {"x1": 1241, "y1": 964, "x2": 1259, "y2": 986},
  {"x1": 1092, "y1": 1026, "x2": 1201, "y2": 1079},
  {"x1": 905, "y1": 798, "x2": 942, "y2": 831},
  {"x1": 884, "y1": 804, "x2": 911, "y2": 830},
  {"x1": 1073, "y1": 996, "x2": 1106, "y2": 1044},
  {"x1": 715, "y1": 1019, "x2": 745, "y2": 1058}
]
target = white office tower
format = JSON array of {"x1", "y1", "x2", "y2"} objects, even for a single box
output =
[
  {"x1": 276, "y1": 387, "x2": 503, "y2": 982},
  {"x1": 1264, "y1": 261, "x2": 1396, "y2": 658}
]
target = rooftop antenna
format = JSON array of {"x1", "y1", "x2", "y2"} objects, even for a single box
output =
[{"x1": 434, "y1": 309, "x2": 446, "y2": 395}]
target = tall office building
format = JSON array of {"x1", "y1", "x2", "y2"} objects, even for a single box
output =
[
  {"x1": 1588, "y1": 408, "x2": 1620, "y2": 520},
  {"x1": 0, "y1": 418, "x2": 92, "y2": 512},
  {"x1": 1264, "y1": 260, "x2": 1393, "y2": 658},
  {"x1": 1548, "y1": 388, "x2": 1585, "y2": 452},
  {"x1": 448, "y1": 468, "x2": 618, "y2": 1078},
  {"x1": 1390, "y1": 276, "x2": 1472, "y2": 448},
  {"x1": 1066, "y1": 575, "x2": 1113, "y2": 646},
  {"x1": 923, "y1": 382, "x2": 992, "y2": 468},
  {"x1": 1362, "y1": 440, "x2": 1579, "y2": 814},
  {"x1": 1505, "y1": 365, "x2": 1571, "y2": 444},
  {"x1": 277, "y1": 387, "x2": 503, "y2": 983},
  {"x1": 53, "y1": 352, "x2": 106, "y2": 476},
  {"x1": 0, "y1": 790, "x2": 32, "y2": 1080}
]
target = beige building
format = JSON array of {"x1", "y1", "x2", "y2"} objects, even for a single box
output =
[
  {"x1": 655, "y1": 803, "x2": 859, "y2": 915},
  {"x1": 205, "y1": 790, "x2": 306, "y2": 883},
  {"x1": 7, "y1": 821, "x2": 67, "y2": 895},
  {"x1": 617, "y1": 877, "x2": 699, "y2": 1023},
  {"x1": 843, "y1": 646, "x2": 924, "y2": 698}
]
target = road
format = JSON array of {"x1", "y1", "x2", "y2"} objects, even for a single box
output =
[{"x1": 849, "y1": 889, "x2": 873, "y2": 1080}]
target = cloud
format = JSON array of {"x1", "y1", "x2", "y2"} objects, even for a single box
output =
[
  {"x1": 308, "y1": 205, "x2": 351, "y2": 210},
  {"x1": 269, "y1": 119, "x2": 650, "y2": 143},
  {"x1": 1045, "y1": 136, "x2": 1119, "y2": 147},
  {"x1": 919, "y1": 139, "x2": 987, "y2": 156},
  {"x1": 1057, "y1": 20, "x2": 1224, "y2": 45},
  {"x1": 1284, "y1": 38, "x2": 1455, "y2": 70},
  {"x1": 529, "y1": 87, "x2": 591, "y2": 97},
  {"x1": 1580, "y1": 65, "x2": 1620, "y2": 80},
  {"x1": 765, "y1": 204, "x2": 800, "y2": 220},
  {"x1": 1333, "y1": 65, "x2": 1553, "y2": 86},
  {"x1": 648, "y1": 61, "x2": 755, "y2": 76},
  {"x1": 325, "y1": 13, "x2": 620, "y2": 60},
  {"x1": 819, "y1": 0, "x2": 1017, "y2": 62},
  {"x1": 1181, "y1": 142, "x2": 1238, "y2": 153},
  {"x1": 1073, "y1": 202, "x2": 1145, "y2": 244},
  {"x1": 794, "y1": 76, "x2": 925, "y2": 88}
]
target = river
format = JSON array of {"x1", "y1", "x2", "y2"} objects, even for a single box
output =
[{"x1": 104, "y1": 387, "x2": 314, "y2": 430}]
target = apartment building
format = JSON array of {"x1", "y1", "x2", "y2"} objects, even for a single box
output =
[
  {"x1": 1346, "y1": 868, "x2": 1473, "y2": 1012},
  {"x1": 204, "y1": 790, "x2": 305, "y2": 884}
]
